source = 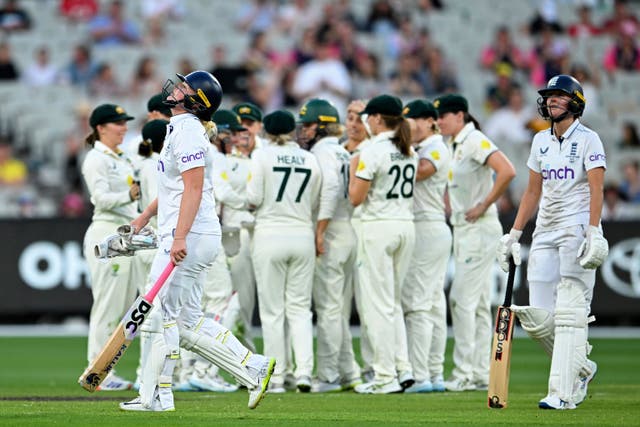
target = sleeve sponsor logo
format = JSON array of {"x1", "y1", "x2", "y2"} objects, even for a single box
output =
[
  {"x1": 357, "y1": 160, "x2": 366, "y2": 171},
  {"x1": 481, "y1": 140, "x2": 491, "y2": 150},
  {"x1": 430, "y1": 150, "x2": 440, "y2": 160},
  {"x1": 181, "y1": 150, "x2": 205, "y2": 163},
  {"x1": 589, "y1": 153, "x2": 606, "y2": 162}
]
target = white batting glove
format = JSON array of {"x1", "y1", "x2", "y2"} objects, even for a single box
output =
[
  {"x1": 496, "y1": 229, "x2": 522, "y2": 272},
  {"x1": 577, "y1": 225, "x2": 609, "y2": 269}
]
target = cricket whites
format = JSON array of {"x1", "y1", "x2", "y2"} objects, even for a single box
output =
[
  {"x1": 78, "y1": 262, "x2": 175, "y2": 392},
  {"x1": 488, "y1": 257, "x2": 517, "y2": 408}
]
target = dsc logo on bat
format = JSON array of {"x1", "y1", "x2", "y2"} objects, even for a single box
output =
[
  {"x1": 494, "y1": 308, "x2": 512, "y2": 360},
  {"x1": 123, "y1": 297, "x2": 152, "y2": 340}
]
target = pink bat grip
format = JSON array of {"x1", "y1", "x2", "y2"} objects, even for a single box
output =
[{"x1": 144, "y1": 262, "x2": 175, "y2": 302}]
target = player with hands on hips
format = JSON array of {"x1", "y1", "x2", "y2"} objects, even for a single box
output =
[
  {"x1": 496, "y1": 74, "x2": 607, "y2": 410},
  {"x1": 434, "y1": 94, "x2": 516, "y2": 393},
  {"x1": 120, "y1": 70, "x2": 275, "y2": 412}
]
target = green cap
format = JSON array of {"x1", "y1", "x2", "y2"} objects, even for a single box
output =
[
  {"x1": 89, "y1": 104, "x2": 134, "y2": 127},
  {"x1": 360, "y1": 94, "x2": 403, "y2": 116},
  {"x1": 263, "y1": 110, "x2": 296, "y2": 135},
  {"x1": 403, "y1": 99, "x2": 438, "y2": 120},
  {"x1": 233, "y1": 102, "x2": 263, "y2": 122},
  {"x1": 433, "y1": 94, "x2": 468, "y2": 115},
  {"x1": 212, "y1": 109, "x2": 247, "y2": 132},
  {"x1": 142, "y1": 119, "x2": 168, "y2": 152},
  {"x1": 298, "y1": 98, "x2": 340, "y2": 124},
  {"x1": 147, "y1": 93, "x2": 172, "y2": 117}
]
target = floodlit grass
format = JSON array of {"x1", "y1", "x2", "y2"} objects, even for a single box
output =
[{"x1": 1, "y1": 337, "x2": 639, "y2": 426}]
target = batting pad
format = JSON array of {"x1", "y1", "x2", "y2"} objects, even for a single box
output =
[
  {"x1": 512, "y1": 305, "x2": 555, "y2": 357},
  {"x1": 179, "y1": 326, "x2": 258, "y2": 388},
  {"x1": 549, "y1": 279, "x2": 589, "y2": 403}
]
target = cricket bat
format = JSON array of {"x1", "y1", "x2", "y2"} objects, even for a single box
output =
[
  {"x1": 78, "y1": 262, "x2": 175, "y2": 392},
  {"x1": 487, "y1": 257, "x2": 517, "y2": 409}
]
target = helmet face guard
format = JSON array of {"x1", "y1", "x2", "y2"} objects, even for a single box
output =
[
  {"x1": 537, "y1": 75, "x2": 586, "y2": 122},
  {"x1": 162, "y1": 71, "x2": 222, "y2": 120}
]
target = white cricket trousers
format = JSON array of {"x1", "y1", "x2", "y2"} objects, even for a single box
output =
[
  {"x1": 358, "y1": 220, "x2": 415, "y2": 382},
  {"x1": 229, "y1": 228, "x2": 256, "y2": 346},
  {"x1": 313, "y1": 220, "x2": 360, "y2": 384},
  {"x1": 402, "y1": 219, "x2": 452, "y2": 382},
  {"x1": 84, "y1": 220, "x2": 141, "y2": 363},
  {"x1": 449, "y1": 216, "x2": 502, "y2": 384},
  {"x1": 527, "y1": 224, "x2": 596, "y2": 313},
  {"x1": 252, "y1": 225, "x2": 315, "y2": 385}
]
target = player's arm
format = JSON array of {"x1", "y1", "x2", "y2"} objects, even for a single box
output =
[
  {"x1": 465, "y1": 150, "x2": 516, "y2": 222},
  {"x1": 132, "y1": 198, "x2": 158, "y2": 231},
  {"x1": 512, "y1": 169, "x2": 543, "y2": 230},
  {"x1": 172, "y1": 166, "x2": 204, "y2": 264},
  {"x1": 586, "y1": 167, "x2": 605, "y2": 227},
  {"x1": 416, "y1": 158, "x2": 437, "y2": 181},
  {"x1": 349, "y1": 176, "x2": 370, "y2": 207}
]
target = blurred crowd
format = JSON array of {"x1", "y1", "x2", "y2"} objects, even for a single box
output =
[{"x1": 0, "y1": 0, "x2": 639, "y2": 220}]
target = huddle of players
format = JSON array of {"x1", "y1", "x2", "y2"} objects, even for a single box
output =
[{"x1": 134, "y1": 92, "x2": 454, "y2": 394}]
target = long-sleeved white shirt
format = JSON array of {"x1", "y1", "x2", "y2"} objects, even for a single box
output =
[{"x1": 311, "y1": 136, "x2": 352, "y2": 222}]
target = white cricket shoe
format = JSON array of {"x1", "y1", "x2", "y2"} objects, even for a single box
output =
[
  {"x1": 538, "y1": 394, "x2": 576, "y2": 410},
  {"x1": 340, "y1": 375, "x2": 362, "y2": 391},
  {"x1": 354, "y1": 378, "x2": 402, "y2": 394},
  {"x1": 398, "y1": 371, "x2": 415, "y2": 391},
  {"x1": 268, "y1": 383, "x2": 286, "y2": 393},
  {"x1": 189, "y1": 374, "x2": 238, "y2": 393},
  {"x1": 312, "y1": 379, "x2": 342, "y2": 393},
  {"x1": 296, "y1": 375, "x2": 312, "y2": 393},
  {"x1": 431, "y1": 375, "x2": 445, "y2": 392},
  {"x1": 119, "y1": 396, "x2": 175, "y2": 412},
  {"x1": 404, "y1": 380, "x2": 433, "y2": 393},
  {"x1": 444, "y1": 377, "x2": 476, "y2": 392},
  {"x1": 247, "y1": 357, "x2": 276, "y2": 409},
  {"x1": 97, "y1": 372, "x2": 133, "y2": 391},
  {"x1": 574, "y1": 360, "x2": 598, "y2": 405}
]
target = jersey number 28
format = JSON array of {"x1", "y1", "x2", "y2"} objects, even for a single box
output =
[{"x1": 386, "y1": 164, "x2": 415, "y2": 199}]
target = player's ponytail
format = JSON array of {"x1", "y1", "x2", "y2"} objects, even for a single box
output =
[
  {"x1": 84, "y1": 129, "x2": 99, "y2": 147},
  {"x1": 464, "y1": 113, "x2": 482, "y2": 132},
  {"x1": 202, "y1": 120, "x2": 218, "y2": 141},
  {"x1": 384, "y1": 115, "x2": 412, "y2": 157}
]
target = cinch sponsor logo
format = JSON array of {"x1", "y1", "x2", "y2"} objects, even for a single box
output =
[
  {"x1": 541, "y1": 165, "x2": 575, "y2": 180},
  {"x1": 157, "y1": 160, "x2": 165, "y2": 172},
  {"x1": 181, "y1": 151, "x2": 205, "y2": 163},
  {"x1": 589, "y1": 153, "x2": 606, "y2": 162}
]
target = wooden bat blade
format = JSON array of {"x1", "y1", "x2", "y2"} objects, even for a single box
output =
[
  {"x1": 78, "y1": 323, "x2": 132, "y2": 392},
  {"x1": 78, "y1": 295, "x2": 153, "y2": 392},
  {"x1": 487, "y1": 305, "x2": 515, "y2": 408}
]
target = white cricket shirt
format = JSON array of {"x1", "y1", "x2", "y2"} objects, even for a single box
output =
[
  {"x1": 156, "y1": 113, "x2": 220, "y2": 236},
  {"x1": 81, "y1": 140, "x2": 138, "y2": 224},
  {"x1": 413, "y1": 134, "x2": 450, "y2": 221},
  {"x1": 247, "y1": 141, "x2": 321, "y2": 229},
  {"x1": 447, "y1": 122, "x2": 499, "y2": 226},
  {"x1": 311, "y1": 136, "x2": 353, "y2": 222},
  {"x1": 355, "y1": 130, "x2": 418, "y2": 222},
  {"x1": 528, "y1": 119, "x2": 606, "y2": 230}
]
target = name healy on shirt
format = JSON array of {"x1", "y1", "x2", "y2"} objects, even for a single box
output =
[{"x1": 277, "y1": 155, "x2": 306, "y2": 165}]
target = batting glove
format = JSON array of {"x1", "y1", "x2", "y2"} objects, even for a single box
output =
[
  {"x1": 577, "y1": 225, "x2": 609, "y2": 269},
  {"x1": 496, "y1": 228, "x2": 522, "y2": 272}
]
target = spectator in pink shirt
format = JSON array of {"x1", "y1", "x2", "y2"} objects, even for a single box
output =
[{"x1": 603, "y1": 22, "x2": 640, "y2": 73}]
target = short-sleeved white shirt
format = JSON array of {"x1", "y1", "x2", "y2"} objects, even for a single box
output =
[
  {"x1": 447, "y1": 122, "x2": 500, "y2": 226},
  {"x1": 413, "y1": 134, "x2": 450, "y2": 221},
  {"x1": 355, "y1": 130, "x2": 418, "y2": 222},
  {"x1": 311, "y1": 136, "x2": 352, "y2": 222},
  {"x1": 246, "y1": 141, "x2": 322, "y2": 229},
  {"x1": 223, "y1": 152, "x2": 254, "y2": 227},
  {"x1": 528, "y1": 120, "x2": 606, "y2": 230},
  {"x1": 156, "y1": 113, "x2": 220, "y2": 236}
]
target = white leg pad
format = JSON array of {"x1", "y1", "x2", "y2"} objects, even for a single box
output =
[
  {"x1": 549, "y1": 279, "x2": 589, "y2": 403},
  {"x1": 512, "y1": 305, "x2": 554, "y2": 357},
  {"x1": 139, "y1": 309, "x2": 166, "y2": 407},
  {"x1": 179, "y1": 325, "x2": 258, "y2": 389}
]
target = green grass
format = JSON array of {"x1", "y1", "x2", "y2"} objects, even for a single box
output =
[{"x1": 1, "y1": 336, "x2": 639, "y2": 426}]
